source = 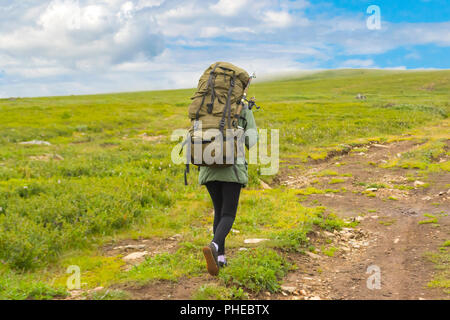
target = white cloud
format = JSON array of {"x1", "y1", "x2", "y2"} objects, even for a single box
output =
[
  {"x1": 0, "y1": 0, "x2": 448, "y2": 97},
  {"x1": 210, "y1": 0, "x2": 249, "y2": 16},
  {"x1": 263, "y1": 10, "x2": 293, "y2": 28},
  {"x1": 0, "y1": 0, "x2": 164, "y2": 76}
]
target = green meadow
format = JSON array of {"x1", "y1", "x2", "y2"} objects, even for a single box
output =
[{"x1": 0, "y1": 69, "x2": 449, "y2": 299}]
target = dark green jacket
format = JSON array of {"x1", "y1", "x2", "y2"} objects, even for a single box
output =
[{"x1": 198, "y1": 106, "x2": 257, "y2": 186}]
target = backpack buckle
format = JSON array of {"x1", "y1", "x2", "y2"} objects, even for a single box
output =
[
  {"x1": 219, "y1": 119, "x2": 225, "y2": 130},
  {"x1": 207, "y1": 103, "x2": 213, "y2": 114}
]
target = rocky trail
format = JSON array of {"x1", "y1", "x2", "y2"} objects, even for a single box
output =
[
  {"x1": 68, "y1": 139, "x2": 449, "y2": 300},
  {"x1": 270, "y1": 138, "x2": 450, "y2": 300}
]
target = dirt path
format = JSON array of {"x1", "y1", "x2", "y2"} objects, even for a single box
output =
[
  {"x1": 87, "y1": 139, "x2": 448, "y2": 301},
  {"x1": 272, "y1": 139, "x2": 450, "y2": 300}
]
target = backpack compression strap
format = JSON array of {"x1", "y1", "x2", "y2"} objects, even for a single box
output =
[
  {"x1": 219, "y1": 71, "x2": 236, "y2": 134},
  {"x1": 195, "y1": 63, "x2": 219, "y2": 121}
]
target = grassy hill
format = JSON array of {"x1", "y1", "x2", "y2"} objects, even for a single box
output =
[{"x1": 0, "y1": 69, "x2": 448, "y2": 299}]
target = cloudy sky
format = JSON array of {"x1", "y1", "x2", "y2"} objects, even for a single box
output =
[{"x1": 0, "y1": 0, "x2": 449, "y2": 98}]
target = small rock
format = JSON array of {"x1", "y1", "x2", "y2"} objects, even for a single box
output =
[
  {"x1": 370, "y1": 215, "x2": 379, "y2": 219},
  {"x1": 281, "y1": 286, "x2": 297, "y2": 294},
  {"x1": 414, "y1": 181, "x2": 425, "y2": 187},
  {"x1": 239, "y1": 248, "x2": 248, "y2": 251},
  {"x1": 244, "y1": 238, "x2": 269, "y2": 244},
  {"x1": 305, "y1": 251, "x2": 321, "y2": 259},
  {"x1": 299, "y1": 289, "x2": 307, "y2": 296},
  {"x1": 67, "y1": 290, "x2": 83, "y2": 299},
  {"x1": 19, "y1": 140, "x2": 51, "y2": 146},
  {"x1": 308, "y1": 296, "x2": 322, "y2": 300},
  {"x1": 113, "y1": 244, "x2": 146, "y2": 250},
  {"x1": 123, "y1": 251, "x2": 149, "y2": 262},
  {"x1": 264, "y1": 291, "x2": 271, "y2": 296},
  {"x1": 372, "y1": 144, "x2": 389, "y2": 148},
  {"x1": 259, "y1": 179, "x2": 272, "y2": 190},
  {"x1": 394, "y1": 238, "x2": 400, "y2": 244},
  {"x1": 366, "y1": 188, "x2": 378, "y2": 192},
  {"x1": 53, "y1": 154, "x2": 64, "y2": 161},
  {"x1": 438, "y1": 191, "x2": 444, "y2": 196},
  {"x1": 91, "y1": 286, "x2": 104, "y2": 292},
  {"x1": 169, "y1": 234, "x2": 182, "y2": 240},
  {"x1": 402, "y1": 208, "x2": 418, "y2": 216},
  {"x1": 323, "y1": 231, "x2": 334, "y2": 237},
  {"x1": 421, "y1": 196, "x2": 432, "y2": 201}
]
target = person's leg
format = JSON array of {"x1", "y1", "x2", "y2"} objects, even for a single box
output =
[
  {"x1": 205, "y1": 181, "x2": 223, "y2": 234},
  {"x1": 212, "y1": 182, "x2": 242, "y2": 256}
]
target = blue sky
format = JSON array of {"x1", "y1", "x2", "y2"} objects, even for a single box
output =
[{"x1": 0, "y1": 0, "x2": 449, "y2": 98}]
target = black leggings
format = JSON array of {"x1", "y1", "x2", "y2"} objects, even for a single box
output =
[{"x1": 205, "y1": 181, "x2": 242, "y2": 255}]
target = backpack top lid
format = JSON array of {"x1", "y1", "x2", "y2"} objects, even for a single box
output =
[
  {"x1": 204, "y1": 62, "x2": 250, "y2": 88},
  {"x1": 188, "y1": 61, "x2": 251, "y2": 129}
]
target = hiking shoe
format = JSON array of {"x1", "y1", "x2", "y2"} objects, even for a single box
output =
[
  {"x1": 218, "y1": 259, "x2": 228, "y2": 268},
  {"x1": 202, "y1": 243, "x2": 219, "y2": 276}
]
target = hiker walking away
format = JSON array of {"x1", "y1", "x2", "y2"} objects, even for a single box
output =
[
  {"x1": 200, "y1": 94, "x2": 257, "y2": 276},
  {"x1": 185, "y1": 62, "x2": 258, "y2": 276}
]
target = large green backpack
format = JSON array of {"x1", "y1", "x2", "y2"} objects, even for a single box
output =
[{"x1": 186, "y1": 62, "x2": 250, "y2": 169}]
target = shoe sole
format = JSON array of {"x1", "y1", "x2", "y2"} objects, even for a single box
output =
[{"x1": 202, "y1": 246, "x2": 219, "y2": 276}]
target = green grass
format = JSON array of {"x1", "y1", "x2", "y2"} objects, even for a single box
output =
[
  {"x1": 387, "y1": 139, "x2": 449, "y2": 171},
  {"x1": 328, "y1": 178, "x2": 346, "y2": 184},
  {"x1": 270, "y1": 227, "x2": 310, "y2": 252},
  {"x1": 0, "y1": 265, "x2": 67, "y2": 300},
  {"x1": 378, "y1": 219, "x2": 396, "y2": 226},
  {"x1": 192, "y1": 284, "x2": 248, "y2": 300},
  {"x1": 121, "y1": 244, "x2": 204, "y2": 285},
  {"x1": 316, "y1": 170, "x2": 339, "y2": 177},
  {"x1": 418, "y1": 214, "x2": 439, "y2": 225},
  {"x1": 321, "y1": 246, "x2": 338, "y2": 257},
  {"x1": 0, "y1": 69, "x2": 449, "y2": 298},
  {"x1": 418, "y1": 213, "x2": 448, "y2": 225},
  {"x1": 426, "y1": 240, "x2": 450, "y2": 295},
  {"x1": 218, "y1": 248, "x2": 293, "y2": 294},
  {"x1": 52, "y1": 254, "x2": 125, "y2": 290}
]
